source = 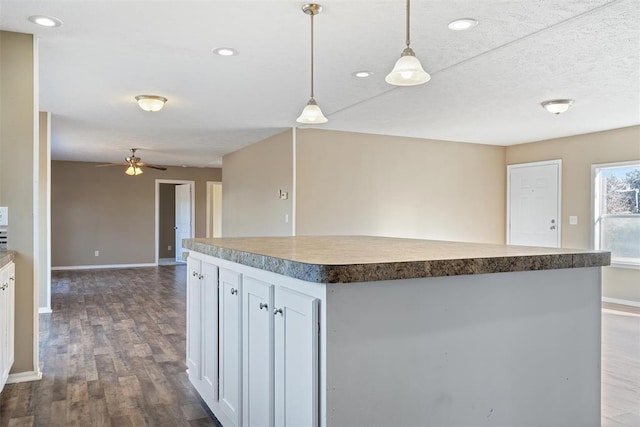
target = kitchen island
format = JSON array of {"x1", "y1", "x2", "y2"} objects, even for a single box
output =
[{"x1": 183, "y1": 236, "x2": 609, "y2": 427}]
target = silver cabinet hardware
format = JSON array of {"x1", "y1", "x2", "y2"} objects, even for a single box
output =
[
  {"x1": 259, "y1": 303, "x2": 268, "y2": 310},
  {"x1": 550, "y1": 225, "x2": 556, "y2": 230},
  {"x1": 192, "y1": 271, "x2": 198, "y2": 277},
  {"x1": 231, "y1": 288, "x2": 238, "y2": 295},
  {"x1": 274, "y1": 308, "x2": 283, "y2": 316},
  {"x1": 199, "y1": 274, "x2": 204, "y2": 280}
]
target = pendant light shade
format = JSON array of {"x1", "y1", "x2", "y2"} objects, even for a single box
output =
[
  {"x1": 297, "y1": 4, "x2": 328, "y2": 124},
  {"x1": 386, "y1": 0, "x2": 430, "y2": 86},
  {"x1": 297, "y1": 98, "x2": 328, "y2": 124},
  {"x1": 385, "y1": 47, "x2": 431, "y2": 86}
]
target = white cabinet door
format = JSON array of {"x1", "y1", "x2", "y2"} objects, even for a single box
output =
[
  {"x1": 274, "y1": 287, "x2": 319, "y2": 427},
  {"x1": 0, "y1": 262, "x2": 14, "y2": 393},
  {"x1": 186, "y1": 257, "x2": 202, "y2": 380},
  {"x1": 201, "y1": 261, "x2": 219, "y2": 402},
  {"x1": 219, "y1": 268, "x2": 242, "y2": 426},
  {"x1": 242, "y1": 277, "x2": 274, "y2": 427}
]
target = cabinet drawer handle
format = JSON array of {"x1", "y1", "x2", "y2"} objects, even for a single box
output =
[
  {"x1": 230, "y1": 288, "x2": 238, "y2": 295},
  {"x1": 274, "y1": 308, "x2": 283, "y2": 316},
  {"x1": 9, "y1": 277, "x2": 14, "y2": 281},
  {"x1": 259, "y1": 303, "x2": 268, "y2": 310}
]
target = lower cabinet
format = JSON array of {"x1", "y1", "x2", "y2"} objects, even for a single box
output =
[
  {"x1": 187, "y1": 253, "x2": 320, "y2": 427},
  {"x1": 0, "y1": 261, "x2": 16, "y2": 394}
]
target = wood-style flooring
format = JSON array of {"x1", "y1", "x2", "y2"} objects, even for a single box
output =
[
  {"x1": 0, "y1": 268, "x2": 639, "y2": 426},
  {"x1": 602, "y1": 302, "x2": 640, "y2": 427},
  {"x1": 0, "y1": 265, "x2": 220, "y2": 427}
]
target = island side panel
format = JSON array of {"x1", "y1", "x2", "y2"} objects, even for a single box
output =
[{"x1": 325, "y1": 267, "x2": 601, "y2": 427}]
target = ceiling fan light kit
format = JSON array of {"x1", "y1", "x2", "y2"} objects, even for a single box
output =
[
  {"x1": 541, "y1": 99, "x2": 575, "y2": 115},
  {"x1": 135, "y1": 95, "x2": 167, "y2": 112},
  {"x1": 386, "y1": 0, "x2": 431, "y2": 86},
  {"x1": 296, "y1": 3, "x2": 328, "y2": 124},
  {"x1": 96, "y1": 148, "x2": 167, "y2": 176}
]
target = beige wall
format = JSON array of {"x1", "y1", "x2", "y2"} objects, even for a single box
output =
[
  {"x1": 159, "y1": 183, "x2": 176, "y2": 259},
  {"x1": 222, "y1": 130, "x2": 293, "y2": 237},
  {"x1": 296, "y1": 129, "x2": 506, "y2": 243},
  {"x1": 0, "y1": 31, "x2": 37, "y2": 374},
  {"x1": 506, "y1": 125, "x2": 640, "y2": 303},
  {"x1": 51, "y1": 161, "x2": 221, "y2": 266}
]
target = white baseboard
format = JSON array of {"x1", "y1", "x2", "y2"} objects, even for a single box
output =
[
  {"x1": 602, "y1": 296, "x2": 640, "y2": 309},
  {"x1": 51, "y1": 263, "x2": 156, "y2": 271},
  {"x1": 38, "y1": 307, "x2": 52, "y2": 314},
  {"x1": 7, "y1": 370, "x2": 42, "y2": 384}
]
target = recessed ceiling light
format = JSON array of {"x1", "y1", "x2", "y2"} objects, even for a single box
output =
[
  {"x1": 541, "y1": 99, "x2": 575, "y2": 115},
  {"x1": 213, "y1": 47, "x2": 238, "y2": 56},
  {"x1": 448, "y1": 18, "x2": 478, "y2": 31},
  {"x1": 353, "y1": 71, "x2": 374, "y2": 78},
  {"x1": 28, "y1": 15, "x2": 63, "y2": 28}
]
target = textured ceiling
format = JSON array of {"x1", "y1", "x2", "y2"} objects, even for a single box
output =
[{"x1": 0, "y1": 0, "x2": 638, "y2": 167}]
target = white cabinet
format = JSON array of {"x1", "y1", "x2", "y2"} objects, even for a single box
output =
[
  {"x1": 219, "y1": 268, "x2": 242, "y2": 427},
  {"x1": 241, "y1": 278, "x2": 319, "y2": 427},
  {"x1": 187, "y1": 257, "x2": 219, "y2": 404},
  {"x1": 242, "y1": 277, "x2": 274, "y2": 427},
  {"x1": 186, "y1": 253, "x2": 321, "y2": 427},
  {"x1": 274, "y1": 287, "x2": 319, "y2": 427},
  {"x1": 0, "y1": 261, "x2": 15, "y2": 393}
]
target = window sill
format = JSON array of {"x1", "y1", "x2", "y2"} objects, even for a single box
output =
[{"x1": 609, "y1": 261, "x2": 640, "y2": 270}]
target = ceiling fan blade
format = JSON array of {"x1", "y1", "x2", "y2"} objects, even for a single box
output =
[
  {"x1": 95, "y1": 163, "x2": 128, "y2": 167},
  {"x1": 138, "y1": 163, "x2": 167, "y2": 171}
]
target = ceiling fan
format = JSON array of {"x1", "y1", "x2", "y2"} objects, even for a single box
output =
[{"x1": 96, "y1": 148, "x2": 167, "y2": 176}]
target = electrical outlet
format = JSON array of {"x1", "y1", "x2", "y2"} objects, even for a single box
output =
[
  {"x1": 94, "y1": 250, "x2": 99, "y2": 257},
  {"x1": 168, "y1": 245, "x2": 172, "y2": 251}
]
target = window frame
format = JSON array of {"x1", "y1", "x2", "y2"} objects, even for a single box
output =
[{"x1": 591, "y1": 160, "x2": 640, "y2": 269}]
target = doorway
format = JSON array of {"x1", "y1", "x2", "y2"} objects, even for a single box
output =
[
  {"x1": 206, "y1": 181, "x2": 222, "y2": 238},
  {"x1": 155, "y1": 179, "x2": 195, "y2": 265},
  {"x1": 507, "y1": 160, "x2": 561, "y2": 248}
]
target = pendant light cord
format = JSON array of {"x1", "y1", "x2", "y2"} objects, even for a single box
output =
[
  {"x1": 405, "y1": 0, "x2": 411, "y2": 48},
  {"x1": 310, "y1": 12, "x2": 315, "y2": 99}
]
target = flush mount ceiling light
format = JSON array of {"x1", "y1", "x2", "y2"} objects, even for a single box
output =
[
  {"x1": 353, "y1": 71, "x2": 374, "y2": 78},
  {"x1": 213, "y1": 47, "x2": 238, "y2": 56},
  {"x1": 28, "y1": 15, "x2": 63, "y2": 27},
  {"x1": 386, "y1": 0, "x2": 430, "y2": 86},
  {"x1": 135, "y1": 95, "x2": 167, "y2": 112},
  {"x1": 541, "y1": 99, "x2": 575, "y2": 115},
  {"x1": 448, "y1": 18, "x2": 478, "y2": 31},
  {"x1": 296, "y1": 3, "x2": 328, "y2": 124}
]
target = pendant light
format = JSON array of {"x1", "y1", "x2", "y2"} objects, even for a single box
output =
[
  {"x1": 296, "y1": 4, "x2": 328, "y2": 124},
  {"x1": 385, "y1": 0, "x2": 431, "y2": 86}
]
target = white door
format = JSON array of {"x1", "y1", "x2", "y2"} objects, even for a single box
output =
[
  {"x1": 243, "y1": 277, "x2": 274, "y2": 427},
  {"x1": 274, "y1": 287, "x2": 319, "y2": 427},
  {"x1": 219, "y1": 268, "x2": 242, "y2": 427},
  {"x1": 175, "y1": 184, "x2": 192, "y2": 262},
  {"x1": 508, "y1": 161, "x2": 561, "y2": 248}
]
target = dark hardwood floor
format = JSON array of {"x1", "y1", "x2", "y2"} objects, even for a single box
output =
[
  {"x1": 0, "y1": 265, "x2": 220, "y2": 427},
  {"x1": 1, "y1": 268, "x2": 638, "y2": 426}
]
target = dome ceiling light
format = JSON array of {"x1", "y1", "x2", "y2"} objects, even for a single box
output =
[
  {"x1": 541, "y1": 99, "x2": 575, "y2": 115},
  {"x1": 135, "y1": 95, "x2": 167, "y2": 112}
]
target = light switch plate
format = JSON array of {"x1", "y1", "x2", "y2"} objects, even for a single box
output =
[
  {"x1": 569, "y1": 215, "x2": 578, "y2": 225},
  {"x1": 0, "y1": 207, "x2": 7, "y2": 226}
]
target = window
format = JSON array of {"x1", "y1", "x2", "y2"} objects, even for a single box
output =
[{"x1": 593, "y1": 161, "x2": 640, "y2": 268}]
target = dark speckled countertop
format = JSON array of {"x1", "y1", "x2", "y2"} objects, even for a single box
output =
[
  {"x1": 183, "y1": 236, "x2": 610, "y2": 284},
  {"x1": 0, "y1": 250, "x2": 16, "y2": 269}
]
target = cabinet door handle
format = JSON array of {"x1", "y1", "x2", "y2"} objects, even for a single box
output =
[
  {"x1": 1, "y1": 283, "x2": 6, "y2": 291},
  {"x1": 259, "y1": 303, "x2": 268, "y2": 310},
  {"x1": 9, "y1": 277, "x2": 14, "y2": 281},
  {"x1": 192, "y1": 271, "x2": 198, "y2": 277},
  {"x1": 274, "y1": 308, "x2": 283, "y2": 316},
  {"x1": 230, "y1": 288, "x2": 238, "y2": 295},
  {"x1": 199, "y1": 274, "x2": 204, "y2": 280}
]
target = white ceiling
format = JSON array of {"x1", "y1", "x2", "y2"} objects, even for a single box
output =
[{"x1": 1, "y1": 0, "x2": 638, "y2": 167}]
